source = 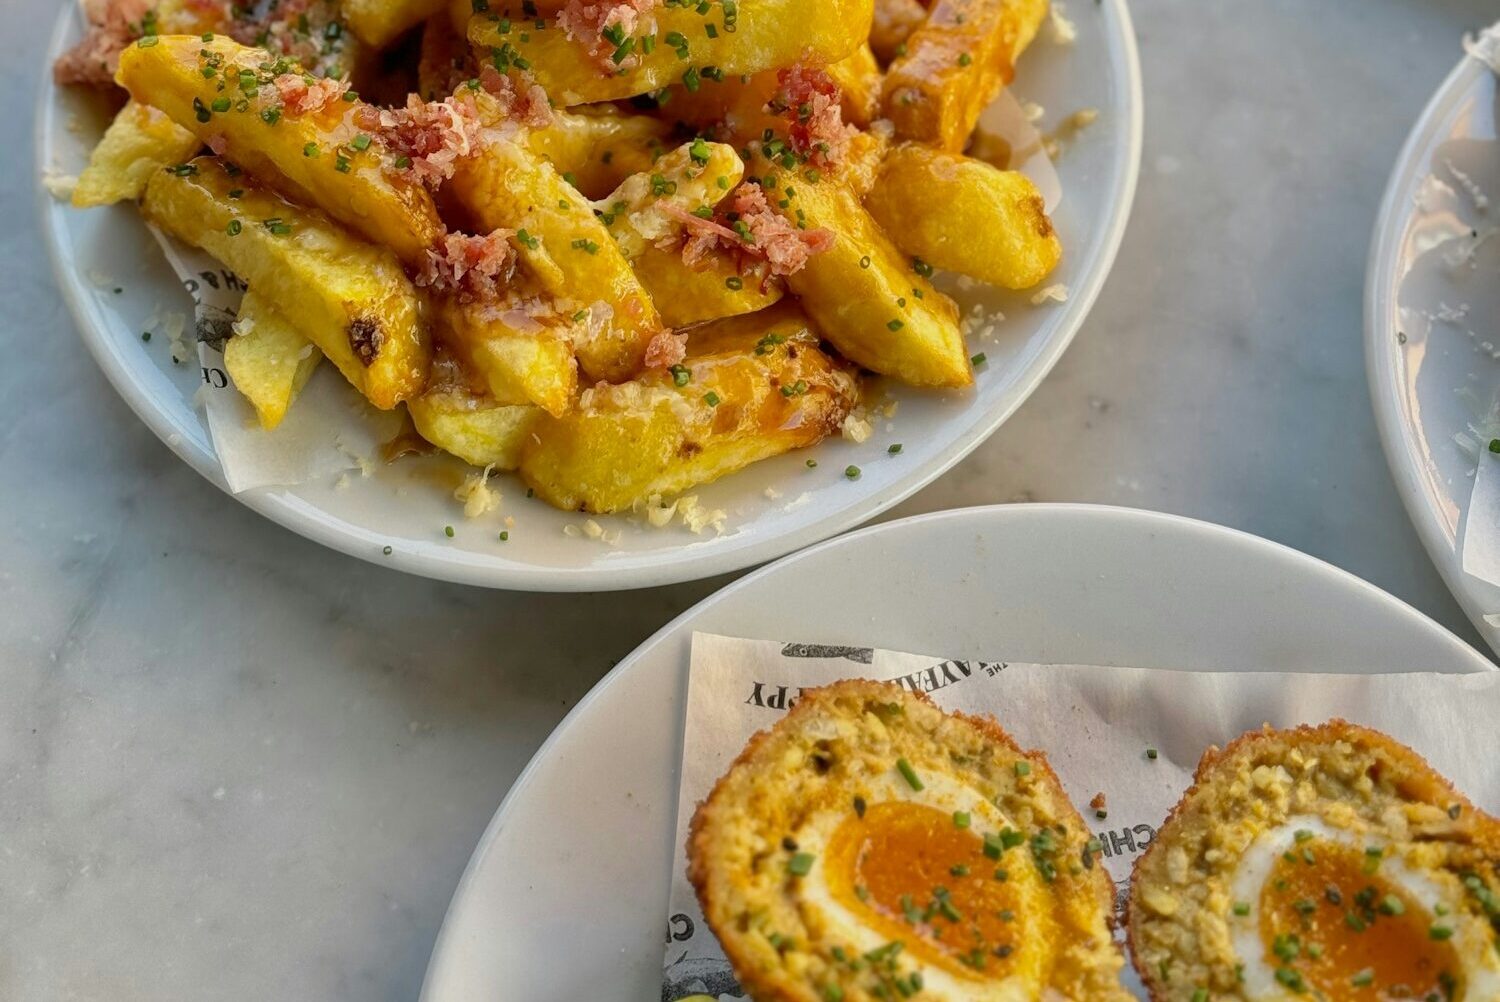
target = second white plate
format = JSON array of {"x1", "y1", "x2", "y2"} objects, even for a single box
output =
[
  {"x1": 1367, "y1": 44, "x2": 1500, "y2": 654},
  {"x1": 420, "y1": 504, "x2": 1492, "y2": 1000}
]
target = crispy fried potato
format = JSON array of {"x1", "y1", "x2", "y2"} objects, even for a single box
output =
[
  {"x1": 117, "y1": 35, "x2": 443, "y2": 265},
  {"x1": 469, "y1": 0, "x2": 874, "y2": 105},
  {"x1": 223, "y1": 290, "x2": 323, "y2": 430},
  {"x1": 408, "y1": 388, "x2": 540, "y2": 469},
  {"x1": 870, "y1": 0, "x2": 928, "y2": 63},
  {"x1": 521, "y1": 303, "x2": 858, "y2": 513},
  {"x1": 749, "y1": 150, "x2": 970, "y2": 387},
  {"x1": 866, "y1": 144, "x2": 1060, "y2": 289},
  {"x1": 594, "y1": 139, "x2": 782, "y2": 325},
  {"x1": 142, "y1": 156, "x2": 429, "y2": 409},
  {"x1": 658, "y1": 56, "x2": 876, "y2": 138},
  {"x1": 436, "y1": 295, "x2": 578, "y2": 417},
  {"x1": 882, "y1": 0, "x2": 1049, "y2": 150},
  {"x1": 630, "y1": 248, "x2": 784, "y2": 328},
  {"x1": 343, "y1": 0, "x2": 447, "y2": 48},
  {"x1": 826, "y1": 45, "x2": 882, "y2": 127},
  {"x1": 597, "y1": 140, "x2": 744, "y2": 259},
  {"x1": 528, "y1": 108, "x2": 674, "y2": 200},
  {"x1": 72, "y1": 100, "x2": 201, "y2": 207},
  {"x1": 450, "y1": 138, "x2": 661, "y2": 383}
]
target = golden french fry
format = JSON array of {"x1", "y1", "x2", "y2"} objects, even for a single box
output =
[
  {"x1": 450, "y1": 139, "x2": 661, "y2": 383},
  {"x1": 342, "y1": 0, "x2": 447, "y2": 48},
  {"x1": 865, "y1": 144, "x2": 1060, "y2": 289},
  {"x1": 142, "y1": 156, "x2": 429, "y2": 409},
  {"x1": 593, "y1": 139, "x2": 782, "y2": 325},
  {"x1": 749, "y1": 150, "x2": 970, "y2": 387},
  {"x1": 630, "y1": 248, "x2": 784, "y2": 328},
  {"x1": 223, "y1": 290, "x2": 323, "y2": 430},
  {"x1": 116, "y1": 34, "x2": 443, "y2": 265},
  {"x1": 596, "y1": 140, "x2": 744, "y2": 259},
  {"x1": 657, "y1": 54, "x2": 876, "y2": 137},
  {"x1": 436, "y1": 295, "x2": 578, "y2": 417},
  {"x1": 882, "y1": 0, "x2": 1049, "y2": 151},
  {"x1": 408, "y1": 387, "x2": 541, "y2": 470},
  {"x1": 72, "y1": 100, "x2": 201, "y2": 207},
  {"x1": 468, "y1": 0, "x2": 874, "y2": 105},
  {"x1": 528, "y1": 108, "x2": 674, "y2": 199},
  {"x1": 826, "y1": 45, "x2": 882, "y2": 126},
  {"x1": 870, "y1": 0, "x2": 928, "y2": 63},
  {"x1": 520, "y1": 303, "x2": 859, "y2": 513}
]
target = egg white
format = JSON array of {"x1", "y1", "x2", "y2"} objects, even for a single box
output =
[
  {"x1": 1227, "y1": 815, "x2": 1500, "y2": 1000},
  {"x1": 794, "y1": 769, "x2": 1036, "y2": 1001}
]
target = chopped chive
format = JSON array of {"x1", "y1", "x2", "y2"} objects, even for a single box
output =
[{"x1": 895, "y1": 757, "x2": 922, "y2": 790}]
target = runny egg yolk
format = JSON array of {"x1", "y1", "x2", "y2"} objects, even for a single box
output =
[
  {"x1": 825, "y1": 800, "x2": 1047, "y2": 979},
  {"x1": 1257, "y1": 838, "x2": 1462, "y2": 1001}
]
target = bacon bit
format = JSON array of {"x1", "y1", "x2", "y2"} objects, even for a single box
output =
[
  {"x1": 1090, "y1": 792, "x2": 1107, "y2": 810},
  {"x1": 358, "y1": 95, "x2": 485, "y2": 188},
  {"x1": 477, "y1": 66, "x2": 554, "y2": 129},
  {"x1": 772, "y1": 64, "x2": 857, "y2": 169},
  {"x1": 205, "y1": 133, "x2": 229, "y2": 156},
  {"x1": 53, "y1": 0, "x2": 152, "y2": 87},
  {"x1": 643, "y1": 330, "x2": 688, "y2": 369},
  {"x1": 557, "y1": 0, "x2": 659, "y2": 74},
  {"x1": 664, "y1": 184, "x2": 833, "y2": 278},
  {"x1": 272, "y1": 73, "x2": 347, "y2": 116},
  {"x1": 417, "y1": 230, "x2": 518, "y2": 304}
]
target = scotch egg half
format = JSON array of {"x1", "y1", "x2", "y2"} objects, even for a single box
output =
[
  {"x1": 687, "y1": 679, "x2": 1132, "y2": 1002},
  {"x1": 1129, "y1": 721, "x2": 1500, "y2": 1002}
]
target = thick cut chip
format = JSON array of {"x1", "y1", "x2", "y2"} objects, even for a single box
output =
[
  {"x1": 73, "y1": 101, "x2": 201, "y2": 207},
  {"x1": 870, "y1": 0, "x2": 928, "y2": 63},
  {"x1": 865, "y1": 144, "x2": 1061, "y2": 289},
  {"x1": 223, "y1": 290, "x2": 323, "y2": 430},
  {"x1": 142, "y1": 157, "x2": 429, "y2": 409},
  {"x1": 450, "y1": 137, "x2": 661, "y2": 383},
  {"x1": 528, "y1": 107, "x2": 674, "y2": 200},
  {"x1": 594, "y1": 140, "x2": 782, "y2": 326},
  {"x1": 749, "y1": 150, "x2": 970, "y2": 387},
  {"x1": 436, "y1": 295, "x2": 578, "y2": 417},
  {"x1": 343, "y1": 0, "x2": 447, "y2": 48},
  {"x1": 408, "y1": 389, "x2": 540, "y2": 470},
  {"x1": 882, "y1": 0, "x2": 1049, "y2": 151},
  {"x1": 117, "y1": 34, "x2": 443, "y2": 265},
  {"x1": 468, "y1": 0, "x2": 874, "y2": 105},
  {"x1": 520, "y1": 303, "x2": 858, "y2": 513}
]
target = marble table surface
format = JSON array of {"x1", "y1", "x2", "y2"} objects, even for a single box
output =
[{"x1": 5, "y1": 1, "x2": 1498, "y2": 998}]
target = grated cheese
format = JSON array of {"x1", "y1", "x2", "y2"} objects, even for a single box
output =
[
  {"x1": 1030, "y1": 284, "x2": 1070, "y2": 305},
  {"x1": 454, "y1": 465, "x2": 501, "y2": 519}
]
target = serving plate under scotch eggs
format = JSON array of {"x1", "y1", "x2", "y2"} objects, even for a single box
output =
[{"x1": 419, "y1": 505, "x2": 1493, "y2": 999}]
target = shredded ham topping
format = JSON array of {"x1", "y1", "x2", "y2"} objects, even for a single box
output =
[
  {"x1": 273, "y1": 73, "x2": 347, "y2": 116},
  {"x1": 417, "y1": 231, "x2": 518, "y2": 304},
  {"x1": 664, "y1": 184, "x2": 834, "y2": 278},
  {"x1": 357, "y1": 95, "x2": 485, "y2": 188},
  {"x1": 477, "y1": 66, "x2": 554, "y2": 129},
  {"x1": 771, "y1": 65, "x2": 857, "y2": 169},
  {"x1": 53, "y1": 0, "x2": 153, "y2": 87},
  {"x1": 557, "y1": 0, "x2": 659, "y2": 74},
  {"x1": 643, "y1": 330, "x2": 688, "y2": 369}
]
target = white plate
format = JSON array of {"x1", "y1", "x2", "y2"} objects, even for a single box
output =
[
  {"x1": 37, "y1": 4, "x2": 1142, "y2": 592},
  {"x1": 420, "y1": 504, "x2": 1492, "y2": 1000},
  {"x1": 1366, "y1": 47, "x2": 1500, "y2": 653}
]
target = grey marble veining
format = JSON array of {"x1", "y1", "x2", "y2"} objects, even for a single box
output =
[{"x1": 3, "y1": 1, "x2": 1496, "y2": 999}]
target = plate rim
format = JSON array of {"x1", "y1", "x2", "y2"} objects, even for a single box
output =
[
  {"x1": 420, "y1": 502, "x2": 1494, "y2": 999},
  {"x1": 37, "y1": 1, "x2": 1146, "y2": 593},
  {"x1": 1364, "y1": 51, "x2": 1499, "y2": 651}
]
